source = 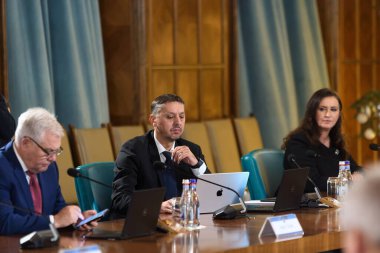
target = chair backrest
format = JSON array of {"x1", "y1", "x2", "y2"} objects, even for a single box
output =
[
  {"x1": 56, "y1": 131, "x2": 77, "y2": 204},
  {"x1": 107, "y1": 124, "x2": 145, "y2": 157},
  {"x1": 233, "y1": 117, "x2": 263, "y2": 156},
  {"x1": 69, "y1": 125, "x2": 114, "y2": 166},
  {"x1": 181, "y1": 122, "x2": 216, "y2": 173},
  {"x1": 241, "y1": 149, "x2": 284, "y2": 200},
  {"x1": 204, "y1": 119, "x2": 241, "y2": 173},
  {"x1": 74, "y1": 162, "x2": 115, "y2": 213}
]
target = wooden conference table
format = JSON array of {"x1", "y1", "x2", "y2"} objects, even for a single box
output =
[{"x1": 0, "y1": 207, "x2": 343, "y2": 253}]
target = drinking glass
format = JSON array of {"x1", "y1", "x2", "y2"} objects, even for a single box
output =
[
  {"x1": 170, "y1": 197, "x2": 181, "y2": 218},
  {"x1": 327, "y1": 177, "x2": 339, "y2": 199}
]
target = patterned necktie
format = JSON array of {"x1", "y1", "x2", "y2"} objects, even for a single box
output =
[
  {"x1": 161, "y1": 151, "x2": 178, "y2": 199},
  {"x1": 27, "y1": 171, "x2": 42, "y2": 215}
]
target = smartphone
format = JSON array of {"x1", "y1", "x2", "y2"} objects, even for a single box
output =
[{"x1": 74, "y1": 208, "x2": 109, "y2": 229}]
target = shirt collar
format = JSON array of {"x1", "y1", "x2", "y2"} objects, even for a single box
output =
[
  {"x1": 13, "y1": 142, "x2": 29, "y2": 174},
  {"x1": 153, "y1": 131, "x2": 175, "y2": 153}
]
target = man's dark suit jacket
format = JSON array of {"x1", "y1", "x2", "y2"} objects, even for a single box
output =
[
  {"x1": 0, "y1": 142, "x2": 66, "y2": 235},
  {"x1": 111, "y1": 130, "x2": 210, "y2": 219},
  {"x1": 0, "y1": 95, "x2": 16, "y2": 147},
  {"x1": 283, "y1": 132, "x2": 360, "y2": 192}
]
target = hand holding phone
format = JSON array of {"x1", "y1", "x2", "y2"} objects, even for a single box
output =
[{"x1": 74, "y1": 209, "x2": 109, "y2": 229}]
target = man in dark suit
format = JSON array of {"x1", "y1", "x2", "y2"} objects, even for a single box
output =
[
  {"x1": 0, "y1": 95, "x2": 16, "y2": 147},
  {"x1": 0, "y1": 107, "x2": 98, "y2": 235},
  {"x1": 111, "y1": 94, "x2": 210, "y2": 218}
]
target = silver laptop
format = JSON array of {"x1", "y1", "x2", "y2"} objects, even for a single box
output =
[
  {"x1": 245, "y1": 168, "x2": 309, "y2": 212},
  {"x1": 85, "y1": 188, "x2": 165, "y2": 240},
  {"x1": 197, "y1": 172, "x2": 249, "y2": 214}
]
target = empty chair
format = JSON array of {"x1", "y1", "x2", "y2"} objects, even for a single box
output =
[
  {"x1": 56, "y1": 130, "x2": 77, "y2": 204},
  {"x1": 181, "y1": 122, "x2": 216, "y2": 173},
  {"x1": 233, "y1": 117, "x2": 263, "y2": 156},
  {"x1": 69, "y1": 125, "x2": 114, "y2": 166},
  {"x1": 241, "y1": 149, "x2": 284, "y2": 200},
  {"x1": 106, "y1": 123, "x2": 145, "y2": 157},
  {"x1": 74, "y1": 162, "x2": 114, "y2": 213},
  {"x1": 204, "y1": 119, "x2": 241, "y2": 173}
]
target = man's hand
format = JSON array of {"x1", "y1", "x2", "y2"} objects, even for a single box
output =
[
  {"x1": 53, "y1": 205, "x2": 84, "y2": 228},
  {"x1": 77, "y1": 210, "x2": 99, "y2": 231},
  {"x1": 160, "y1": 200, "x2": 173, "y2": 214},
  {"x1": 172, "y1": 146, "x2": 198, "y2": 166}
]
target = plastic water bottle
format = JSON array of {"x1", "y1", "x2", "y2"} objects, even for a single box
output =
[
  {"x1": 188, "y1": 179, "x2": 200, "y2": 228},
  {"x1": 337, "y1": 161, "x2": 348, "y2": 201},
  {"x1": 180, "y1": 179, "x2": 191, "y2": 227},
  {"x1": 345, "y1": 160, "x2": 352, "y2": 181}
]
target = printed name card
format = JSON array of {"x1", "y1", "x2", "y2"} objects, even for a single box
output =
[{"x1": 258, "y1": 213, "x2": 304, "y2": 239}]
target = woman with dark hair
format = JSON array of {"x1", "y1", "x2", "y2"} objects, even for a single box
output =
[
  {"x1": 0, "y1": 95, "x2": 16, "y2": 147},
  {"x1": 282, "y1": 88, "x2": 361, "y2": 192}
]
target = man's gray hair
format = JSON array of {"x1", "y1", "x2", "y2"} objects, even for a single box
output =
[
  {"x1": 15, "y1": 107, "x2": 64, "y2": 144},
  {"x1": 150, "y1": 94, "x2": 185, "y2": 116},
  {"x1": 341, "y1": 166, "x2": 380, "y2": 245}
]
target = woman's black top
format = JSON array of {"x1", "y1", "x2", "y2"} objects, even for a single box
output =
[{"x1": 283, "y1": 132, "x2": 360, "y2": 192}]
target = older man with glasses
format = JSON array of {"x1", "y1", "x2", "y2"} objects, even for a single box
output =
[{"x1": 0, "y1": 107, "x2": 98, "y2": 235}]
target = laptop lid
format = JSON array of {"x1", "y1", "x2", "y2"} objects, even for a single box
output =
[
  {"x1": 246, "y1": 168, "x2": 309, "y2": 212},
  {"x1": 86, "y1": 187, "x2": 165, "y2": 240},
  {"x1": 197, "y1": 172, "x2": 249, "y2": 214}
]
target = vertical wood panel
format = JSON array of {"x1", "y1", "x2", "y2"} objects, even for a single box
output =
[
  {"x1": 177, "y1": 70, "x2": 199, "y2": 121},
  {"x1": 340, "y1": 0, "x2": 356, "y2": 60},
  {"x1": 151, "y1": 0, "x2": 174, "y2": 65},
  {"x1": 339, "y1": 64, "x2": 359, "y2": 160},
  {"x1": 176, "y1": 0, "x2": 198, "y2": 64},
  {"x1": 151, "y1": 70, "x2": 175, "y2": 101},
  {"x1": 200, "y1": 70, "x2": 223, "y2": 119},
  {"x1": 359, "y1": 0, "x2": 372, "y2": 59},
  {"x1": 317, "y1": 0, "x2": 339, "y2": 89},
  {"x1": 376, "y1": 0, "x2": 380, "y2": 60},
  {"x1": 223, "y1": 0, "x2": 234, "y2": 117},
  {"x1": 359, "y1": 65, "x2": 375, "y2": 163},
  {"x1": 339, "y1": 0, "x2": 361, "y2": 162},
  {"x1": 99, "y1": 0, "x2": 146, "y2": 125},
  {"x1": 200, "y1": 0, "x2": 222, "y2": 64}
]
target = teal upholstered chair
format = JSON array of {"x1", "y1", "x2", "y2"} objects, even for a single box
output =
[
  {"x1": 241, "y1": 149, "x2": 284, "y2": 200},
  {"x1": 74, "y1": 162, "x2": 115, "y2": 213}
]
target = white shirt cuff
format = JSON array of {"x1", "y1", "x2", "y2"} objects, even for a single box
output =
[
  {"x1": 49, "y1": 215, "x2": 55, "y2": 225},
  {"x1": 191, "y1": 161, "x2": 207, "y2": 176}
]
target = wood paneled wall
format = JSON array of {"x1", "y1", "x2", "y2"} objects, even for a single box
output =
[
  {"x1": 318, "y1": 0, "x2": 380, "y2": 164},
  {"x1": 99, "y1": 0, "x2": 237, "y2": 125},
  {"x1": 98, "y1": 0, "x2": 146, "y2": 125}
]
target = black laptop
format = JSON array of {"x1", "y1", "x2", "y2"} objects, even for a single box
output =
[
  {"x1": 85, "y1": 187, "x2": 165, "y2": 240},
  {"x1": 245, "y1": 168, "x2": 309, "y2": 212}
]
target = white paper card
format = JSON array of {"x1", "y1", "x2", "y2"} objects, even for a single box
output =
[
  {"x1": 258, "y1": 213, "x2": 304, "y2": 239},
  {"x1": 58, "y1": 245, "x2": 102, "y2": 253}
]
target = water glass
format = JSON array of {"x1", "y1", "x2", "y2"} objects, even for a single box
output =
[
  {"x1": 327, "y1": 177, "x2": 339, "y2": 199},
  {"x1": 170, "y1": 197, "x2": 181, "y2": 217}
]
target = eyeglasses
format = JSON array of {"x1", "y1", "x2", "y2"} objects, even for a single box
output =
[{"x1": 26, "y1": 136, "x2": 63, "y2": 157}]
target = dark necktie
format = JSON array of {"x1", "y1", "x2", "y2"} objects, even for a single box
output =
[
  {"x1": 27, "y1": 171, "x2": 42, "y2": 215},
  {"x1": 162, "y1": 151, "x2": 178, "y2": 200}
]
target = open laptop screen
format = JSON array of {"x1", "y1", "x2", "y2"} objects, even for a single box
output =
[{"x1": 197, "y1": 172, "x2": 249, "y2": 214}]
